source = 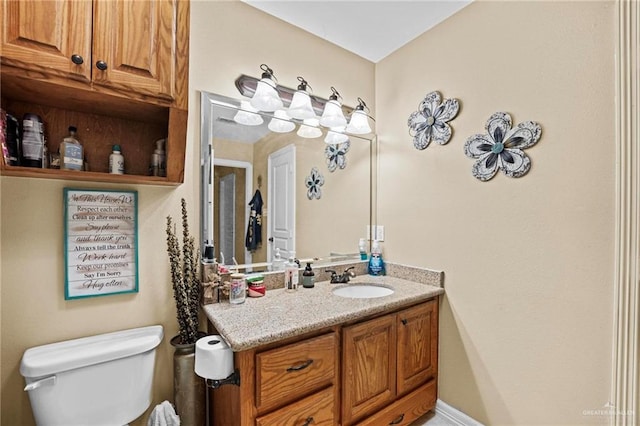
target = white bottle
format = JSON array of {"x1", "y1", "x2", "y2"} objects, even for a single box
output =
[
  {"x1": 284, "y1": 252, "x2": 299, "y2": 292},
  {"x1": 150, "y1": 138, "x2": 166, "y2": 177},
  {"x1": 272, "y1": 248, "x2": 285, "y2": 271},
  {"x1": 109, "y1": 144, "x2": 124, "y2": 174}
]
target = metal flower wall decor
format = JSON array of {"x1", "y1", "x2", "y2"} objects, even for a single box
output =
[
  {"x1": 464, "y1": 112, "x2": 542, "y2": 181},
  {"x1": 408, "y1": 91, "x2": 460, "y2": 150},
  {"x1": 305, "y1": 167, "x2": 324, "y2": 200},
  {"x1": 325, "y1": 140, "x2": 350, "y2": 172}
]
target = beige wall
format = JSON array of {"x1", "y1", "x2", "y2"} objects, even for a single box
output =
[
  {"x1": 0, "y1": 0, "x2": 374, "y2": 424},
  {"x1": 376, "y1": 1, "x2": 615, "y2": 424},
  {"x1": 1, "y1": 0, "x2": 618, "y2": 425}
]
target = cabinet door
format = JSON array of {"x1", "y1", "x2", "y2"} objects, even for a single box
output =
[
  {"x1": 397, "y1": 300, "x2": 438, "y2": 395},
  {"x1": 92, "y1": 0, "x2": 175, "y2": 101},
  {"x1": 1, "y1": 0, "x2": 92, "y2": 81},
  {"x1": 342, "y1": 314, "x2": 396, "y2": 425}
]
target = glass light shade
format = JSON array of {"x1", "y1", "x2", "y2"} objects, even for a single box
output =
[
  {"x1": 234, "y1": 101, "x2": 264, "y2": 126},
  {"x1": 296, "y1": 118, "x2": 322, "y2": 139},
  {"x1": 250, "y1": 77, "x2": 283, "y2": 112},
  {"x1": 346, "y1": 109, "x2": 372, "y2": 134},
  {"x1": 287, "y1": 90, "x2": 316, "y2": 120},
  {"x1": 324, "y1": 127, "x2": 349, "y2": 144},
  {"x1": 268, "y1": 110, "x2": 295, "y2": 133},
  {"x1": 319, "y1": 99, "x2": 347, "y2": 128}
]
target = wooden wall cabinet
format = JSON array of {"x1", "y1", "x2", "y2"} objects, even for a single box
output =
[
  {"x1": 209, "y1": 298, "x2": 438, "y2": 426},
  {"x1": 0, "y1": 0, "x2": 189, "y2": 185}
]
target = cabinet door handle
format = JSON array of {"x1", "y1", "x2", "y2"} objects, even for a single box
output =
[
  {"x1": 95, "y1": 60, "x2": 108, "y2": 71},
  {"x1": 389, "y1": 413, "x2": 405, "y2": 425},
  {"x1": 401, "y1": 318, "x2": 408, "y2": 325},
  {"x1": 286, "y1": 359, "x2": 313, "y2": 372},
  {"x1": 70, "y1": 54, "x2": 84, "y2": 65},
  {"x1": 302, "y1": 416, "x2": 314, "y2": 426}
]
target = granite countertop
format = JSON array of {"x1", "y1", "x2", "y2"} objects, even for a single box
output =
[{"x1": 202, "y1": 272, "x2": 445, "y2": 351}]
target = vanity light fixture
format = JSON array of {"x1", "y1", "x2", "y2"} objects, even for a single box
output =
[
  {"x1": 287, "y1": 77, "x2": 316, "y2": 120},
  {"x1": 324, "y1": 126, "x2": 349, "y2": 144},
  {"x1": 249, "y1": 64, "x2": 283, "y2": 112},
  {"x1": 297, "y1": 118, "x2": 322, "y2": 138},
  {"x1": 346, "y1": 98, "x2": 372, "y2": 135},
  {"x1": 268, "y1": 110, "x2": 296, "y2": 133},
  {"x1": 319, "y1": 87, "x2": 347, "y2": 128},
  {"x1": 233, "y1": 101, "x2": 264, "y2": 126}
]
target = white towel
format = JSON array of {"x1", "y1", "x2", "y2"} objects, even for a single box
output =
[{"x1": 147, "y1": 400, "x2": 180, "y2": 426}]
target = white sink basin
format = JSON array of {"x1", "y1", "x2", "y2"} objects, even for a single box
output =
[{"x1": 332, "y1": 284, "x2": 394, "y2": 299}]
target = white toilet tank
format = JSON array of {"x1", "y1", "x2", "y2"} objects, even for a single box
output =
[{"x1": 20, "y1": 325, "x2": 164, "y2": 426}]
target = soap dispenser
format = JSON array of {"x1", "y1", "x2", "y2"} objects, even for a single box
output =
[
  {"x1": 368, "y1": 240, "x2": 386, "y2": 276},
  {"x1": 302, "y1": 262, "x2": 315, "y2": 288}
]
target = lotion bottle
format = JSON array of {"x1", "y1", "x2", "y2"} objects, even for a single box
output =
[
  {"x1": 284, "y1": 253, "x2": 299, "y2": 292},
  {"x1": 109, "y1": 144, "x2": 124, "y2": 174}
]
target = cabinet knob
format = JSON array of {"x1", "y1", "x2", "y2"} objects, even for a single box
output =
[
  {"x1": 302, "y1": 417, "x2": 314, "y2": 426},
  {"x1": 401, "y1": 318, "x2": 408, "y2": 325},
  {"x1": 389, "y1": 413, "x2": 405, "y2": 425},
  {"x1": 71, "y1": 54, "x2": 84, "y2": 65},
  {"x1": 95, "y1": 60, "x2": 108, "y2": 71}
]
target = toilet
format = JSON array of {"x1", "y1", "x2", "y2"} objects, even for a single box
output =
[{"x1": 20, "y1": 325, "x2": 164, "y2": 426}]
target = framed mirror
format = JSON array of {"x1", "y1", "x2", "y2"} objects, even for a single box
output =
[{"x1": 200, "y1": 91, "x2": 375, "y2": 271}]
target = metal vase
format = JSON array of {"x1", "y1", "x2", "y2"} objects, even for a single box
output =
[{"x1": 171, "y1": 335, "x2": 206, "y2": 426}]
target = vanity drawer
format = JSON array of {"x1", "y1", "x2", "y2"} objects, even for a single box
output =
[
  {"x1": 256, "y1": 386, "x2": 335, "y2": 426},
  {"x1": 256, "y1": 332, "x2": 337, "y2": 412},
  {"x1": 355, "y1": 379, "x2": 436, "y2": 426}
]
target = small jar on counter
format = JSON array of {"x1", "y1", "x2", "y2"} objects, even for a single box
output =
[{"x1": 229, "y1": 273, "x2": 246, "y2": 305}]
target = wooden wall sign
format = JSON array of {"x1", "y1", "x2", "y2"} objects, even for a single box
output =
[{"x1": 64, "y1": 188, "x2": 138, "y2": 299}]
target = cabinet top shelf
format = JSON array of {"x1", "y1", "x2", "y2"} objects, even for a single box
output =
[{"x1": 0, "y1": 165, "x2": 180, "y2": 187}]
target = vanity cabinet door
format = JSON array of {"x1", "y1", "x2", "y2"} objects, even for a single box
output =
[
  {"x1": 1, "y1": 0, "x2": 92, "y2": 81},
  {"x1": 342, "y1": 314, "x2": 397, "y2": 425},
  {"x1": 397, "y1": 299, "x2": 438, "y2": 396},
  {"x1": 92, "y1": 0, "x2": 176, "y2": 102}
]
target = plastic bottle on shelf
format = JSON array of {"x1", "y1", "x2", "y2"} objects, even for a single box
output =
[
  {"x1": 109, "y1": 144, "x2": 125, "y2": 174},
  {"x1": 150, "y1": 138, "x2": 166, "y2": 177},
  {"x1": 21, "y1": 113, "x2": 46, "y2": 168},
  {"x1": 60, "y1": 126, "x2": 83, "y2": 171}
]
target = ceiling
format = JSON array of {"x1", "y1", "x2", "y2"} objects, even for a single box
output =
[{"x1": 242, "y1": 0, "x2": 472, "y2": 63}]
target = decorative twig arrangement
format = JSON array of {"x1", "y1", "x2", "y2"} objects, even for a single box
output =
[{"x1": 166, "y1": 198, "x2": 201, "y2": 345}]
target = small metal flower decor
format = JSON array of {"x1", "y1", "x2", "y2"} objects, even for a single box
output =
[
  {"x1": 464, "y1": 112, "x2": 542, "y2": 181},
  {"x1": 305, "y1": 167, "x2": 324, "y2": 200},
  {"x1": 325, "y1": 140, "x2": 350, "y2": 172},
  {"x1": 408, "y1": 91, "x2": 460, "y2": 150}
]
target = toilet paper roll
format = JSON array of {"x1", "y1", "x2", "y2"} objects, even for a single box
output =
[{"x1": 195, "y1": 335, "x2": 234, "y2": 380}]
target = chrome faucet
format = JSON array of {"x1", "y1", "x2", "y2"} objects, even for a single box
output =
[{"x1": 326, "y1": 266, "x2": 356, "y2": 284}]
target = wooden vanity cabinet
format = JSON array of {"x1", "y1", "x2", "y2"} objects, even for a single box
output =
[
  {"x1": 208, "y1": 298, "x2": 438, "y2": 426},
  {"x1": 0, "y1": 0, "x2": 189, "y2": 185},
  {"x1": 342, "y1": 299, "x2": 439, "y2": 425}
]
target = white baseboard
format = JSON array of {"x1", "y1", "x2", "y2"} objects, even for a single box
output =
[{"x1": 435, "y1": 399, "x2": 484, "y2": 426}]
